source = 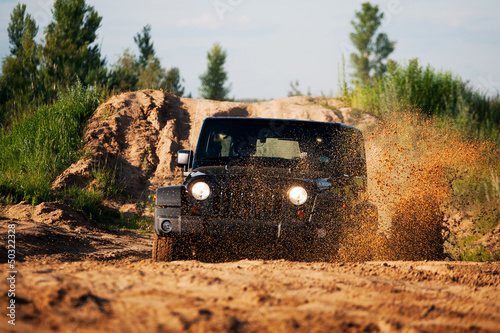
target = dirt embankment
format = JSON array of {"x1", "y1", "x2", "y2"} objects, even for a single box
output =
[
  {"x1": 51, "y1": 90, "x2": 376, "y2": 201},
  {"x1": 2, "y1": 91, "x2": 500, "y2": 332}
]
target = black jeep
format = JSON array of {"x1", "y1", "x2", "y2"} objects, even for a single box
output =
[{"x1": 152, "y1": 117, "x2": 377, "y2": 261}]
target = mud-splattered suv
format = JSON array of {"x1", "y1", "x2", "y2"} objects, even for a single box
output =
[{"x1": 152, "y1": 117, "x2": 377, "y2": 261}]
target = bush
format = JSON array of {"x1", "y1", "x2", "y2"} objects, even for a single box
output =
[
  {"x1": 0, "y1": 81, "x2": 100, "y2": 204},
  {"x1": 350, "y1": 59, "x2": 500, "y2": 142}
]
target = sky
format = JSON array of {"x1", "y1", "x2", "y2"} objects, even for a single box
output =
[{"x1": 1, "y1": 0, "x2": 500, "y2": 100}]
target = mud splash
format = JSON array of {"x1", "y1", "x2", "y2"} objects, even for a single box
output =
[{"x1": 360, "y1": 111, "x2": 495, "y2": 260}]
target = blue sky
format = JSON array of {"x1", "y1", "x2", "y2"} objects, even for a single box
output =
[{"x1": 1, "y1": 0, "x2": 499, "y2": 99}]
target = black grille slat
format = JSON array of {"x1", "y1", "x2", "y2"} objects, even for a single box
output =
[{"x1": 214, "y1": 181, "x2": 284, "y2": 220}]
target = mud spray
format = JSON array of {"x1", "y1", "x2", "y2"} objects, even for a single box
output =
[{"x1": 337, "y1": 111, "x2": 493, "y2": 261}]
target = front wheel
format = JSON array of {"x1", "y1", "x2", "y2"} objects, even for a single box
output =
[{"x1": 152, "y1": 234, "x2": 174, "y2": 262}]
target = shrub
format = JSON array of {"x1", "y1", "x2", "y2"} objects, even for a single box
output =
[{"x1": 0, "y1": 81, "x2": 100, "y2": 204}]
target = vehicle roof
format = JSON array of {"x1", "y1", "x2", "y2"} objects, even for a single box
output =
[{"x1": 203, "y1": 117, "x2": 362, "y2": 133}]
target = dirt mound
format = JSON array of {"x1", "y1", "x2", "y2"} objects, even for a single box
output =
[
  {"x1": 52, "y1": 91, "x2": 377, "y2": 201},
  {"x1": 0, "y1": 202, "x2": 151, "y2": 262},
  {"x1": 3, "y1": 201, "x2": 100, "y2": 230}
]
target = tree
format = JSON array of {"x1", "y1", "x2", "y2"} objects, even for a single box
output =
[
  {"x1": 134, "y1": 24, "x2": 155, "y2": 68},
  {"x1": 137, "y1": 56, "x2": 167, "y2": 90},
  {"x1": 199, "y1": 42, "x2": 231, "y2": 101},
  {"x1": 109, "y1": 24, "x2": 185, "y2": 96},
  {"x1": 165, "y1": 67, "x2": 185, "y2": 96},
  {"x1": 350, "y1": 2, "x2": 395, "y2": 85},
  {"x1": 0, "y1": 3, "x2": 40, "y2": 124},
  {"x1": 107, "y1": 48, "x2": 138, "y2": 93},
  {"x1": 287, "y1": 80, "x2": 303, "y2": 97},
  {"x1": 41, "y1": 0, "x2": 106, "y2": 96}
]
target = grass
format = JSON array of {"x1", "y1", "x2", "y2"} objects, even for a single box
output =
[
  {"x1": 348, "y1": 59, "x2": 500, "y2": 142},
  {"x1": 0, "y1": 81, "x2": 101, "y2": 205},
  {"x1": 343, "y1": 59, "x2": 500, "y2": 261},
  {"x1": 0, "y1": 81, "x2": 154, "y2": 231}
]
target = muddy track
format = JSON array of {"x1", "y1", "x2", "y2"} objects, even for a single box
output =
[
  {"x1": 2, "y1": 93, "x2": 499, "y2": 332},
  {"x1": 1, "y1": 204, "x2": 500, "y2": 333}
]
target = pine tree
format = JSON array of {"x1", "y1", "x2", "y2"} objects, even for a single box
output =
[
  {"x1": 109, "y1": 24, "x2": 184, "y2": 95},
  {"x1": 41, "y1": 0, "x2": 106, "y2": 97},
  {"x1": 134, "y1": 25, "x2": 155, "y2": 68},
  {"x1": 107, "y1": 48, "x2": 138, "y2": 93},
  {"x1": 199, "y1": 43, "x2": 231, "y2": 101},
  {"x1": 0, "y1": 4, "x2": 40, "y2": 123},
  {"x1": 165, "y1": 67, "x2": 185, "y2": 97},
  {"x1": 350, "y1": 2, "x2": 395, "y2": 85}
]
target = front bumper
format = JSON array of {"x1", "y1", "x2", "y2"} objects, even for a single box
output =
[{"x1": 154, "y1": 207, "x2": 313, "y2": 238}]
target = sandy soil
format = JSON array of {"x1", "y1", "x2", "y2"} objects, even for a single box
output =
[
  {"x1": 2, "y1": 92, "x2": 499, "y2": 332},
  {"x1": 1, "y1": 202, "x2": 500, "y2": 333}
]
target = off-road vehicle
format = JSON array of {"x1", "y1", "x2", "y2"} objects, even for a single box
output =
[{"x1": 153, "y1": 117, "x2": 377, "y2": 261}]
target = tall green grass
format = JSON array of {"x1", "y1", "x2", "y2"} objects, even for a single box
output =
[
  {"x1": 348, "y1": 59, "x2": 500, "y2": 142},
  {"x1": 0, "y1": 81, "x2": 100, "y2": 204}
]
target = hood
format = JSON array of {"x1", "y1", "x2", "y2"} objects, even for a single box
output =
[{"x1": 192, "y1": 165, "x2": 334, "y2": 180}]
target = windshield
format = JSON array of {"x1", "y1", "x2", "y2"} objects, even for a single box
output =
[{"x1": 194, "y1": 118, "x2": 364, "y2": 174}]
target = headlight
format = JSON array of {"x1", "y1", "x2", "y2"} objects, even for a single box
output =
[
  {"x1": 288, "y1": 186, "x2": 308, "y2": 206},
  {"x1": 190, "y1": 181, "x2": 211, "y2": 201}
]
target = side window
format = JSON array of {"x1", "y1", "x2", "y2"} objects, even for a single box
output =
[
  {"x1": 343, "y1": 129, "x2": 367, "y2": 178},
  {"x1": 221, "y1": 135, "x2": 231, "y2": 156},
  {"x1": 206, "y1": 132, "x2": 231, "y2": 157}
]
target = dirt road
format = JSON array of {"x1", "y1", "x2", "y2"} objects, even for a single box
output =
[
  {"x1": 1, "y1": 202, "x2": 499, "y2": 333},
  {"x1": 2, "y1": 93, "x2": 499, "y2": 332}
]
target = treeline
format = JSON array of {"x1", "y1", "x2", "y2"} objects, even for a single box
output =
[{"x1": 0, "y1": 0, "x2": 232, "y2": 127}]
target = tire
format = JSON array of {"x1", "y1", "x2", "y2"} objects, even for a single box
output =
[{"x1": 152, "y1": 234, "x2": 174, "y2": 262}]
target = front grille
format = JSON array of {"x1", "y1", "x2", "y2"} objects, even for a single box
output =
[{"x1": 213, "y1": 182, "x2": 285, "y2": 219}]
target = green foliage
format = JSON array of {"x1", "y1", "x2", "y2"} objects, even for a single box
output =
[
  {"x1": 137, "y1": 56, "x2": 167, "y2": 90},
  {"x1": 350, "y1": 2, "x2": 395, "y2": 85},
  {"x1": 0, "y1": 81, "x2": 100, "y2": 204},
  {"x1": 165, "y1": 67, "x2": 185, "y2": 96},
  {"x1": 287, "y1": 80, "x2": 303, "y2": 97},
  {"x1": 41, "y1": 0, "x2": 106, "y2": 99},
  {"x1": 62, "y1": 185, "x2": 105, "y2": 220},
  {"x1": 199, "y1": 42, "x2": 232, "y2": 101},
  {"x1": 337, "y1": 54, "x2": 349, "y2": 98},
  {"x1": 0, "y1": 3, "x2": 41, "y2": 125},
  {"x1": 108, "y1": 26, "x2": 185, "y2": 96},
  {"x1": 107, "y1": 48, "x2": 138, "y2": 93},
  {"x1": 349, "y1": 58, "x2": 500, "y2": 142},
  {"x1": 7, "y1": 3, "x2": 38, "y2": 56},
  {"x1": 459, "y1": 240, "x2": 498, "y2": 262},
  {"x1": 134, "y1": 24, "x2": 155, "y2": 68}
]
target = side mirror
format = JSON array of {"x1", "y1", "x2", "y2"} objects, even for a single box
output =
[{"x1": 177, "y1": 150, "x2": 193, "y2": 176}]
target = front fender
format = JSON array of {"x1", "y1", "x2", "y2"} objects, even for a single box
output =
[
  {"x1": 155, "y1": 186, "x2": 184, "y2": 236},
  {"x1": 309, "y1": 192, "x2": 350, "y2": 226},
  {"x1": 156, "y1": 185, "x2": 184, "y2": 207}
]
